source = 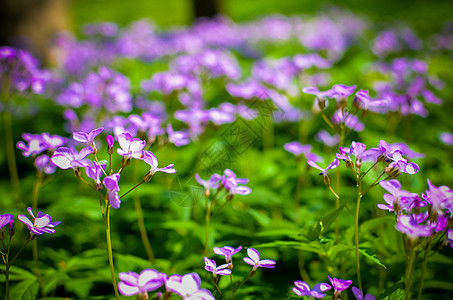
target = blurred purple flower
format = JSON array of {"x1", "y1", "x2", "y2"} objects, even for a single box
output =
[
  {"x1": 243, "y1": 248, "x2": 276, "y2": 271},
  {"x1": 18, "y1": 207, "x2": 60, "y2": 235},
  {"x1": 222, "y1": 169, "x2": 251, "y2": 196},
  {"x1": 204, "y1": 257, "x2": 232, "y2": 276},
  {"x1": 352, "y1": 286, "x2": 376, "y2": 300},
  {"x1": 316, "y1": 130, "x2": 339, "y2": 147},
  {"x1": 284, "y1": 141, "x2": 322, "y2": 162},
  {"x1": 0, "y1": 214, "x2": 14, "y2": 230},
  {"x1": 195, "y1": 174, "x2": 222, "y2": 190},
  {"x1": 35, "y1": 154, "x2": 57, "y2": 174},
  {"x1": 421, "y1": 179, "x2": 453, "y2": 217},
  {"x1": 103, "y1": 173, "x2": 121, "y2": 209},
  {"x1": 166, "y1": 273, "x2": 215, "y2": 300},
  {"x1": 213, "y1": 245, "x2": 242, "y2": 264},
  {"x1": 292, "y1": 281, "x2": 331, "y2": 298},
  {"x1": 354, "y1": 90, "x2": 387, "y2": 111},
  {"x1": 440, "y1": 132, "x2": 453, "y2": 145},
  {"x1": 118, "y1": 269, "x2": 165, "y2": 297},
  {"x1": 167, "y1": 124, "x2": 191, "y2": 147},
  {"x1": 331, "y1": 109, "x2": 364, "y2": 131}
]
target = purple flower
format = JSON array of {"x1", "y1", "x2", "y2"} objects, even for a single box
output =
[
  {"x1": 337, "y1": 141, "x2": 367, "y2": 168},
  {"x1": 103, "y1": 173, "x2": 121, "y2": 209},
  {"x1": 421, "y1": 179, "x2": 453, "y2": 217},
  {"x1": 142, "y1": 151, "x2": 176, "y2": 179},
  {"x1": 354, "y1": 90, "x2": 387, "y2": 111},
  {"x1": 118, "y1": 269, "x2": 165, "y2": 297},
  {"x1": 378, "y1": 179, "x2": 421, "y2": 213},
  {"x1": 51, "y1": 146, "x2": 93, "y2": 171},
  {"x1": 331, "y1": 109, "x2": 364, "y2": 131},
  {"x1": 292, "y1": 281, "x2": 331, "y2": 298},
  {"x1": 328, "y1": 276, "x2": 352, "y2": 296},
  {"x1": 195, "y1": 174, "x2": 222, "y2": 190},
  {"x1": 316, "y1": 130, "x2": 340, "y2": 147},
  {"x1": 396, "y1": 214, "x2": 436, "y2": 240},
  {"x1": 17, "y1": 133, "x2": 66, "y2": 157},
  {"x1": 34, "y1": 154, "x2": 57, "y2": 174},
  {"x1": 204, "y1": 257, "x2": 232, "y2": 276},
  {"x1": 243, "y1": 248, "x2": 276, "y2": 271},
  {"x1": 0, "y1": 214, "x2": 14, "y2": 230},
  {"x1": 284, "y1": 141, "x2": 322, "y2": 162},
  {"x1": 117, "y1": 132, "x2": 146, "y2": 159},
  {"x1": 166, "y1": 273, "x2": 215, "y2": 300},
  {"x1": 308, "y1": 158, "x2": 340, "y2": 185},
  {"x1": 73, "y1": 127, "x2": 104, "y2": 151},
  {"x1": 85, "y1": 161, "x2": 106, "y2": 188},
  {"x1": 213, "y1": 245, "x2": 242, "y2": 264},
  {"x1": 302, "y1": 86, "x2": 335, "y2": 110},
  {"x1": 352, "y1": 286, "x2": 376, "y2": 300},
  {"x1": 106, "y1": 135, "x2": 114, "y2": 148},
  {"x1": 222, "y1": 169, "x2": 251, "y2": 196},
  {"x1": 440, "y1": 132, "x2": 453, "y2": 145},
  {"x1": 167, "y1": 124, "x2": 191, "y2": 147},
  {"x1": 18, "y1": 207, "x2": 60, "y2": 235},
  {"x1": 447, "y1": 229, "x2": 453, "y2": 248}
]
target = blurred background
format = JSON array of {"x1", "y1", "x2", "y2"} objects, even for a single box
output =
[{"x1": 1, "y1": 0, "x2": 453, "y2": 64}]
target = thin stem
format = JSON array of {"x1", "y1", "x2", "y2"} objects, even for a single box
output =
[
  {"x1": 321, "y1": 111, "x2": 334, "y2": 128},
  {"x1": 361, "y1": 172, "x2": 386, "y2": 196},
  {"x1": 360, "y1": 161, "x2": 380, "y2": 179},
  {"x1": 355, "y1": 176, "x2": 363, "y2": 291},
  {"x1": 417, "y1": 240, "x2": 432, "y2": 300},
  {"x1": 405, "y1": 246, "x2": 416, "y2": 300},
  {"x1": 133, "y1": 177, "x2": 155, "y2": 262},
  {"x1": 120, "y1": 180, "x2": 145, "y2": 199},
  {"x1": 94, "y1": 153, "x2": 108, "y2": 176},
  {"x1": 105, "y1": 203, "x2": 120, "y2": 300},
  {"x1": 205, "y1": 195, "x2": 212, "y2": 256}
]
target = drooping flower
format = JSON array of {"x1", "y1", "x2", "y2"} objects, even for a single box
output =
[
  {"x1": 204, "y1": 257, "x2": 232, "y2": 276},
  {"x1": 308, "y1": 157, "x2": 340, "y2": 185},
  {"x1": 103, "y1": 173, "x2": 121, "y2": 209},
  {"x1": 85, "y1": 161, "x2": 106, "y2": 189},
  {"x1": 166, "y1": 273, "x2": 215, "y2": 300},
  {"x1": 292, "y1": 280, "x2": 331, "y2": 298},
  {"x1": 18, "y1": 207, "x2": 60, "y2": 235},
  {"x1": 142, "y1": 151, "x2": 176, "y2": 181},
  {"x1": 243, "y1": 248, "x2": 276, "y2": 271},
  {"x1": 213, "y1": 245, "x2": 242, "y2": 264},
  {"x1": 118, "y1": 269, "x2": 165, "y2": 298},
  {"x1": 0, "y1": 214, "x2": 14, "y2": 230}
]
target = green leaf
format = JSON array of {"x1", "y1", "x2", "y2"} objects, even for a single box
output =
[
  {"x1": 359, "y1": 248, "x2": 386, "y2": 269},
  {"x1": 252, "y1": 240, "x2": 324, "y2": 255},
  {"x1": 379, "y1": 279, "x2": 404, "y2": 299},
  {"x1": 10, "y1": 280, "x2": 39, "y2": 300},
  {"x1": 0, "y1": 266, "x2": 37, "y2": 282},
  {"x1": 298, "y1": 205, "x2": 344, "y2": 241}
]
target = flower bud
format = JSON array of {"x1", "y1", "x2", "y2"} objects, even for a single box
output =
[
  {"x1": 8, "y1": 221, "x2": 15, "y2": 237},
  {"x1": 106, "y1": 135, "x2": 114, "y2": 155}
]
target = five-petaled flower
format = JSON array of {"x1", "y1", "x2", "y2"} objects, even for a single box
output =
[
  {"x1": 243, "y1": 248, "x2": 276, "y2": 271},
  {"x1": 18, "y1": 207, "x2": 60, "y2": 235}
]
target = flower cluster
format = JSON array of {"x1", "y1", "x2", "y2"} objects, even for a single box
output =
[
  {"x1": 378, "y1": 179, "x2": 453, "y2": 242},
  {"x1": 50, "y1": 128, "x2": 176, "y2": 209},
  {"x1": 292, "y1": 276, "x2": 356, "y2": 299},
  {"x1": 195, "y1": 169, "x2": 251, "y2": 198}
]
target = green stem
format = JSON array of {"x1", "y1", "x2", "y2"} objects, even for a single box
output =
[
  {"x1": 105, "y1": 203, "x2": 120, "y2": 300},
  {"x1": 355, "y1": 176, "x2": 363, "y2": 291},
  {"x1": 417, "y1": 240, "x2": 432, "y2": 300},
  {"x1": 120, "y1": 180, "x2": 145, "y2": 199},
  {"x1": 133, "y1": 161, "x2": 155, "y2": 263},
  {"x1": 321, "y1": 112, "x2": 334, "y2": 128},
  {"x1": 230, "y1": 274, "x2": 234, "y2": 300},
  {"x1": 405, "y1": 246, "x2": 416, "y2": 300},
  {"x1": 134, "y1": 180, "x2": 155, "y2": 263},
  {"x1": 205, "y1": 195, "x2": 212, "y2": 256}
]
